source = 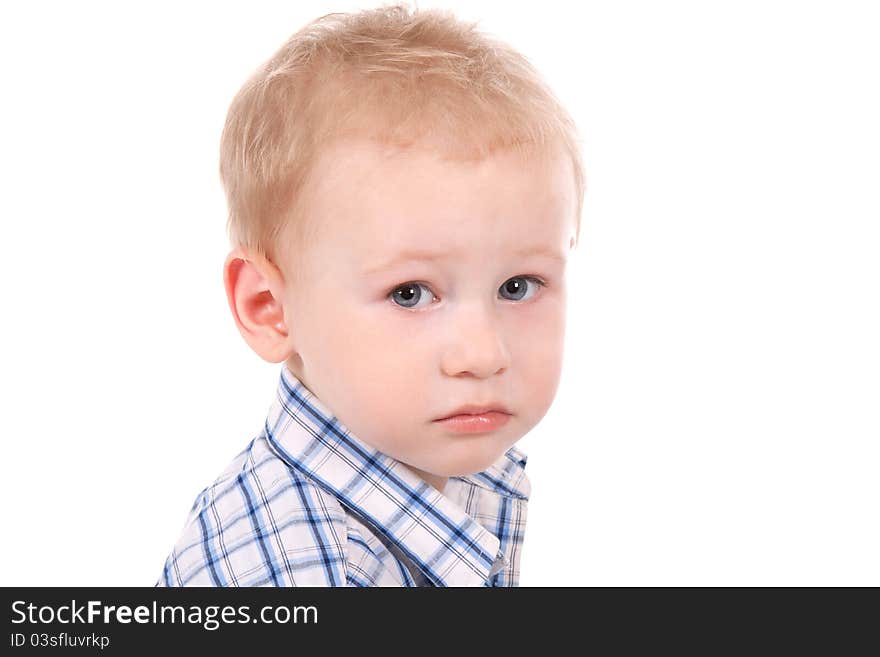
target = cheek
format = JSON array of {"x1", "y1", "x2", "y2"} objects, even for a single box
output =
[
  {"x1": 512, "y1": 294, "x2": 566, "y2": 354},
  {"x1": 316, "y1": 319, "x2": 421, "y2": 452},
  {"x1": 512, "y1": 302, "x2": 567, "y2": 407},
  {"x1": 349, "y1": 308, "x2": 430, "y2": 375}
]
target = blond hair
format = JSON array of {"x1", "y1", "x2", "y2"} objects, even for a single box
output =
[{"x1": 220, "y1": 3, "x2": 585, "y2": 277}]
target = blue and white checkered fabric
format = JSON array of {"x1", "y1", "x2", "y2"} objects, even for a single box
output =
[{"x1": 156, "y1": 366, "x2": 530, "y2": 587}]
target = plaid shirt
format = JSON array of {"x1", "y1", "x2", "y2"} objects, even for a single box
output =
[{"x1": 156, "y1": 366, "x2": 530, "y2": 587}]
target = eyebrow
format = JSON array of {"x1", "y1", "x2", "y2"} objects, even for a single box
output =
[{"x1": 363, "y1": 245, "x2": 567, "y2": 276}]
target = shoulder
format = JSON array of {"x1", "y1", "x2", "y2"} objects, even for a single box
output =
[{"x1": 157, "y1": 436, "x2": 350, "y2": 586}]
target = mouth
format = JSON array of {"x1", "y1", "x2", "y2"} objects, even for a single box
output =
[
  {"x1": 434, "y1": 404, "x2": 511, "y2": 421},
  {"x1": 432, "y1": 410, "x2": 511, "y2": 434},
  {"x1": 434, "y1": 404, "x2": 512, "y2": 434}
]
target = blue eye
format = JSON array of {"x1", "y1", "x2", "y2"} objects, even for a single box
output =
[
  {"x1": 389, "y1": 276, "x2": 546, "y2": 310},
  {"x1": 499, "y1": 276, "x2": 545, "y2": 301},
  {"x1": 390, "y1": 282, "x2": 434, "y2": 309}
]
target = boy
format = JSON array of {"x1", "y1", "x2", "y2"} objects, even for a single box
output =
[{"x1": 157, "y1": 3, "x2": 584, "y2": 587}]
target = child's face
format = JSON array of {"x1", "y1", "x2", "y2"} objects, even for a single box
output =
[{"x1": 278, "y1": 138, "x2": 575, "y2": 489}]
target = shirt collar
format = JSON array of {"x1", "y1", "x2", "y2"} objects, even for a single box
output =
[{"x1": 264, "y1": 366, "x2": 529, "y2": 587}]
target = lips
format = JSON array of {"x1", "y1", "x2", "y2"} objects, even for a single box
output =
[
  {"x1": 434, "y1": 403, "x2": 511, "y2": 421},
  {"x1": 433, "y1": 410, "x2": 511, "y2": 434}
]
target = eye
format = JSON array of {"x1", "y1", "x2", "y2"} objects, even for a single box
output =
[
  {"x1": 499, "y1": 276, "x2": 546, "y2": 302},
  {"x1": 389, "y1": 282, "x2": 435, "y2": 310}
]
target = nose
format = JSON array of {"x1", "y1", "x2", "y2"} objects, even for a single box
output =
[{"x1": 440, "y1": 302, "x2": 511, "y2": 379}]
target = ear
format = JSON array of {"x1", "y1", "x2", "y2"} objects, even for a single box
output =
[{"x1": 223, "y1": 247, "x2": 294, "y2": 363}]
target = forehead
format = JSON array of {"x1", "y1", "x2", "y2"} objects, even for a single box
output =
[{"x1": 301, "y1": 138, "x2": 575, "y2": 262}]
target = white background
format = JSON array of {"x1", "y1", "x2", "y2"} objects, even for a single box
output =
[{"x1": 1, "y1": 0, "x2": 877, "y2": 586}]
